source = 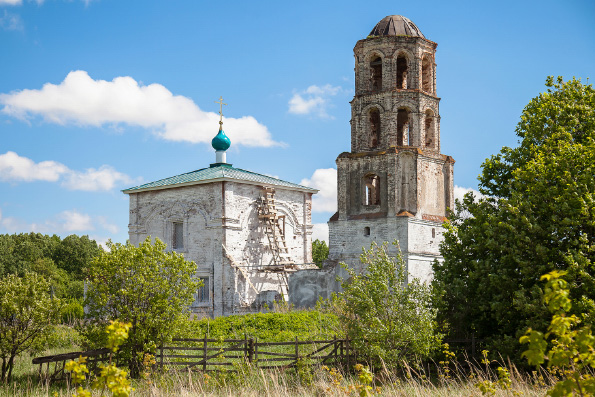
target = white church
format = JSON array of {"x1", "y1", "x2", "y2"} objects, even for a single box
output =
[{"x1": 123, "y1": 15, "x2": 454, "y2": 317}]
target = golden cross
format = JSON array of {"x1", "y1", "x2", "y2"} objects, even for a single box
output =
[{"x1": 214, "y1": 96, "x2": 227, "y2": 126}]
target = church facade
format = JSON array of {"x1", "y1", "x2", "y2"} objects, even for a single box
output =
[{"x1": 123, "y1": 117, "x2": 317, "y2": 317}]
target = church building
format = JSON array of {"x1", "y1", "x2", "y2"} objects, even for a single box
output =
[
  {"x1": 289, "y1": 15, "x2": 454, "y2": 307},
  {"x1": 123, "y1": 102, "x2": 318, "y2": 317},
  {"x1": 123, "y1": 15, "x2": 454, "y2": 315}
]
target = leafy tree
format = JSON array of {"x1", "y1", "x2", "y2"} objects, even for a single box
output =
[
  {"x1": 0, "y1": 233, "x2": 60, "y2": 276},
  {"x1": 433, "y1": 77, "x2": 595, "y2": 360},
  {"x1": 521, "y1": 271, "x2": 595, "y2": 396},
  {"x1": 312, "y1": 239, "x2": 329, "y2": 268},
  {"x1": 84, "y1": 237, "x2": 200, "y2": 377},
  {"x1": 336, "y1": 242, "x2": 440, "y2": 368},
  {"x1": 53, "y1": 234, "x2": 102, "y2": 278},
  {"x1": 0, "y1": 272, "x2": 63, "y2": 383}
]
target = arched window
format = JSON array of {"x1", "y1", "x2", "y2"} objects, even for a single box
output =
[
  {"x1": 422, "y1": 55, "x2": 432, "y2": 93},
  {"x1": 364, "y1": 227, "x2": 371, "y2": 236},
  {"x1": 396, "y1": 54, "x2": 408, "y2": 89},
  {"x1": 397, "y1": 108, "x2": 410, "y2": 146},
  {"x1": 370, "y1": 56, "x2": 382, "y2": 92},
  {"x1": 424, "y1": 109, "x2": 435, "y2": 148},
  {"x1": 363, "y1": 174, "x2": 380, "y2": 206},
  {"x1": 369, "y1": 108, "x2": 381, "y2": 148}
]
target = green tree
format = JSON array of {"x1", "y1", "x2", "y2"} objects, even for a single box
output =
[
  {"x1": 312, "y1": 239, "x2": 329, "y2": 267},
  {"x1": 84, "y1": 237, "x2": 200, "y2": 377},
  {"x1": 433, "y1": 77, "x2": 595, "y2": 360},
  {"x1": 0, "y1": 272, "x2": 62, "y2": 383},
  {"x1": 336, "y1": 242, "x2": 440, "y2": 369},
  {"x1": 52, "y1": 234, "x2": 102, "y2": 278},
  {"x1": 521, "y1": 271, "x2": 595, "y2": 396}
]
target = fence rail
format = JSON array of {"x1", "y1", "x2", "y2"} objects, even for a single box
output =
[
  {"x1": 32, "y1": 336, "x2": 483, "y2": 382},
  {"x1": 157, "y1": 336, "x2": 349, "y2": 371}
]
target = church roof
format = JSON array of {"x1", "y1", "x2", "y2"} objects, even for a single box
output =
[
  {"x1": 369, "y1": 15, "x2": 425, "y2": 38},
  {"x1": 122, "y1": 163, "x2": 318, "y2": 194}
]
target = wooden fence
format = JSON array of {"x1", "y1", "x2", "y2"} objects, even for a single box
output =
[
  {"x1": 32, "y1": 348, "x2": 111, "y2": 382},
  {"x1": 32, "y1": 336, "x2": 483, "y2": 382},
  {"x1": 157, "y1": 336, "x2": 350, "y2": 371}
]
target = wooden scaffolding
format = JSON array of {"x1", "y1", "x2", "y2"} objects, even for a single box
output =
[{"x1": 257, "y1": 187, "x2": 297, "y2": 274}]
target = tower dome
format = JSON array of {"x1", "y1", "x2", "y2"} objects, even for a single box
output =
[
  {"x1": 369, "y1": 15, "x2": 425, "y2": 38},
  {"x1": 212, "y1": 129, "x2": 231, "y2": 151}
]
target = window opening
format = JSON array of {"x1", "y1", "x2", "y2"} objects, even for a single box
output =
[
  {"x1": 425, "y1": 110, "x2": 435, "y2": 148},
  {"x1": 172, "y1": 222, "x2": 184, "y2": 249},
  {"x1": 397, "y1": 109, "x2": 410, "y2": 146},
  {"x1": 432, "y1": 228, "x2": 436, "y2": 238},
  {"x1": 396, "y1": 55, "x2": 408, "y2": 89},
  {"x1": 369, "y1": 108, "x2": 381, "y2": 148},
  {"x1": 422, "y1": 56, "x2": 432, "y2": 93},
  {"x1": 370, "y1": 56, "x2": 382, "y2": 92},
  {"x1": 363, "y1": 174, "x2": 380, "y2": 206},
  {"x1": 364, "y1": 227, "x2": 370, "y2": 236},
  {"x1": 196, "y1": 277, "x2": 210, "y2": 304}
]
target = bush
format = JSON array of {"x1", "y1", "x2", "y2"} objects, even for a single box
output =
[
  {"x1": 184, "y1": 310, "x2": 340, "y2": 341},
  {"x1": 84, "y1": 237, "x2": 200, "y2": 377},
  {"x1": 334, "y1": 242, "x2": 441, "y2": 369}
]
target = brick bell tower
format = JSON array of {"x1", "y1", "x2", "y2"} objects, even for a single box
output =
[{"x1": 328, "y1": 15, "x2": 454, "y2": 281}]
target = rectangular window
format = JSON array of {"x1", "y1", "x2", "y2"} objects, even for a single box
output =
[
  {"x1": 173, "y1": 222, "x2": 184, "y2": 249},
  {"x1": 196, "y1": 277, "x2": 209, "y2": 304}
]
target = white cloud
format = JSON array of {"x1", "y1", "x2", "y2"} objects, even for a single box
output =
[
  {"x1": 62, "y1": 165, "x2": 133, "y2": 191},
  {"x1": 0, "y1": 0, "x2": 22, "y2": 6},
  {"x1": 312, "y1": 223, "x2": 329, "y2": 243},
  {"x1": 0, "y1": 151, "x2": 134, "y2": 191},
  {"x1": 300, "y1": 168, "x2": 337, "y2": 213},
  {"x1": 0, "y1": 151, "x2": 68, "y2": 182},
  {"x1": 97, "y1": 216, "x2": 118, "y2": 234},
  {"x1": 288, "y1": 84, "x2": 344, "y2": 119},
  {"x1": 59, "y1": 210, "x2": 93, "y2": 231},
  {"x1": 0, "y1": 208, "x2": 118, "y2": 236},
  {"x1": 0, "y1": 70, "x2": 280, "y2": 147},
  {"x1": 454, "y1": 185, "x2": 484, "y2": 202},
  {"x1": 0, "y1": 10, "x2": 23, "y2": 30}
]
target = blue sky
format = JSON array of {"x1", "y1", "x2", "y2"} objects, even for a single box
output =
[{"x1": 1, "y1": 0, "x2": 594, "y2": 246}]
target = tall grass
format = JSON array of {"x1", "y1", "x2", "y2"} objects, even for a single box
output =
[{"x1": 1, "y1": 348, "x2": 553, "y2": 396}]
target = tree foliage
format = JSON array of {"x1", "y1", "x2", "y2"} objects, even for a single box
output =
[
  {"x1": 0, "y1": 233, "x2": 101, "y2": 301},
  {"x1": 433, "y1": 77, "x2": 595, "y2": 359},
  {"x1": 0, "y1": 272, "x2": 62, "y2": 383},
  {"x1": 336, "y1": 242, "x2": 440, "y2": 368},
  {"x1": 312, "y1": 239, "x2": 329, "y2": 268},
  {"x1": 84, "y1": 237, "x2": 200, "y2": 377},
  {"x1": 521, "y1": 271, "x2": 595, "y2": 396}
]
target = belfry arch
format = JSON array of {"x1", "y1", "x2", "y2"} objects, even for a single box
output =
[
  {"x1": 396, "y1": 108, "x2": 411, "y2": 146},
  {"x1": 422, "y1": 55, "x2": 433, "y2": 94},
  {"x1": 369, "y1": 108, "x2": 381, "y2": 148},
  {"x1": 369, "y1": 55, "x2": 382, "y2": 92},
  {"x1": 396, "y1": 54, "x2": 408, "y2": 89},
  {"x1": 424, "y1": 109, "x2": 435, "y2": 149}
]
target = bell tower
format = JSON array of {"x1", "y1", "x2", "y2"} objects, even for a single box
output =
[{"x1": 328, "y1": 15, "x2": 455, "y2": 281}]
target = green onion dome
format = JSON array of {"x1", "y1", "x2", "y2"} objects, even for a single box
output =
[{"x1": 212, "y1": 129, "x2": 231, "y2": 151}]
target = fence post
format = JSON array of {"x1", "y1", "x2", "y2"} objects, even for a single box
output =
[
  {"x1": 295, "y1": 336, "x2": 299, "y2": 365},
  {"x1": 248, "y1": 338, "x2": 254, "y2": 364},
  {"x1": 255, "y1": 337, "x2": 258, "y2": 367},
  {"x1": 203, "y1": 334, "x2": 208, "y2": 372}
]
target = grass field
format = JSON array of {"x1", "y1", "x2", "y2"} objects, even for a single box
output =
[{"x1": 1, "y1": 343, "x2": 553, "y2": 396}]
